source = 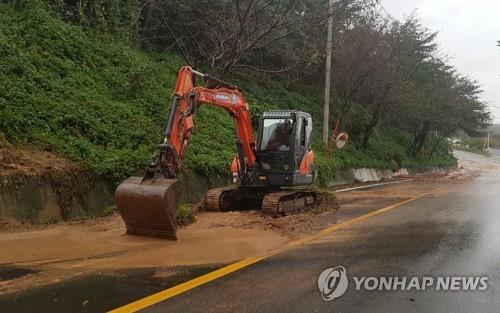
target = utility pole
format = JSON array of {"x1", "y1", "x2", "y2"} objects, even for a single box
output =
[{"x1": 322, "y1": 0, "x2": 334, "y2": 146}]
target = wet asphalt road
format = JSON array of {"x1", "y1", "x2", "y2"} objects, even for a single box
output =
[{"x1": 143, "y1": 151, "x2": 500, "y2": 313}]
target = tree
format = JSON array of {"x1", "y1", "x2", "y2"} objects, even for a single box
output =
[
  {"x1": 138, "y1": 0, "x2": 378, "y2": 77},
  {"x1": 331, "y1": 20, "x2": 395, "y2": 146},
  {"x1": 136, "y1": 1, "x2": 490, "y2": 156}
]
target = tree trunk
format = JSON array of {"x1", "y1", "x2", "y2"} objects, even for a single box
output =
[
  {"x1": 362, "y1": 102, "x2": 383, "y2": 149},
  {"x1": 427, "y1": 135, "x2": 445, "y2": 160},
  {"x1": 411, "y1": 121, "x2": 430, "y2": 157}
]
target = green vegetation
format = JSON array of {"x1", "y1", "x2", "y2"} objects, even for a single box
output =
[
  {"x1": 0, "y1": 1, "x2": 179, "y2": 182},
  {"x1": 0, "y1": 132, "x2": 11, "y2": 148},
  {"x1": 177, "y1": 203, "x2": 196, "y2": 226},
  {"x1": 0, "y1": 1, "x2": 462, "y2": 190}
]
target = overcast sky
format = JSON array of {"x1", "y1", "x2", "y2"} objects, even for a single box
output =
[{"x1": 381, "y1": 0, "x2": 500, "y2": 123}]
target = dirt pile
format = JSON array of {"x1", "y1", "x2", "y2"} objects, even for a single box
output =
[
  {"x1": 0, "y1": 146, "x2": 78, "y2": 178},
  {"x1": 190, "y1": 207, "x2": 339, "y2": 240},
  {"x1": 192, "y1": 189, "x2": 339, "y2": 238}
]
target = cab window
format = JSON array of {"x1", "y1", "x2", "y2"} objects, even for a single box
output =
[{"x1": 260, "y1": 119, "x2": 294, "y2": 152}]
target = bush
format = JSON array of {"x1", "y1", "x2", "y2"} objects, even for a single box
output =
[{"x1": 177, "y1": 204, "x2": 196, "y2": 226}]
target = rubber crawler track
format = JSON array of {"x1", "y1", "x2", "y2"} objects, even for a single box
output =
[
  {"x1": 204, "y1": 186, "x2": 238, "y2": 211},
  {"x1": 204, "y1": 185, "x2": 318, "y2": 217},
  {"x1": 261, "y1": 190, "x2": 317, "y2": 217}
]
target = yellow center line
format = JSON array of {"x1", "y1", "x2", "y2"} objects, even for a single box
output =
[{"x1": 109, "y1": 187, "x2": 441, "y2": 313}]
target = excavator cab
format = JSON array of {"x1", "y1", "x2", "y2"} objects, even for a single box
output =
[{"x1": 253, "y1": 110, "x2": 315, "y2": 187}]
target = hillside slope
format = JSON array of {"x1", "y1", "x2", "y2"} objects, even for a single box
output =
[{"x1": 0, "y1": 2, "x2": 456, "y2": 187}]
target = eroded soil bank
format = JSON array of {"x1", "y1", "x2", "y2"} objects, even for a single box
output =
[
  {"x1": 0, "y1": 144, "x2": 229, "y2": 225},
  {"x1": 0, "y1": 146, "x2": 114, "y2": 223}
]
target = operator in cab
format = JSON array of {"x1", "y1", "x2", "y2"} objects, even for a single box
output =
[{"x1": 267, "y1": 119, "x2": 293, "y2": 151}]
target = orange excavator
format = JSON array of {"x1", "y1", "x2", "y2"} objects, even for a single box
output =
[{"x1": 115, "y1": 66, "x2": 319, "y2": 240}]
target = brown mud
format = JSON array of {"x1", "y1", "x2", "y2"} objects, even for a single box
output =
[{"x1": 0, "y1": 156, "x2": 477, "y2": 296}]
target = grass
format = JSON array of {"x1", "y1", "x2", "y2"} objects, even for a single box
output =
[{"x1": 0, "y1": 1, "x2": 457, "y2": 190}]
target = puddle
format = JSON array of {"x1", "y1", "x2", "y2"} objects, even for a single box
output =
[
  {"x1": 0, "y1": 263, "x2": 225, "y2": 313},
  {"x1": 0, "y1": 266, "x2": 37, "y2": 281}
]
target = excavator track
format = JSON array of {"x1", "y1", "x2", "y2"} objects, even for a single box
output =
[
  {"x1": 204, "y1": 186, "x2": 319, "y2": 217},
  {"x1": 261, "y1": 190, "x2": 317, "y2": 217},
  {"x1": 204, "y1": 185, "x2": 240, "y2": 211}
]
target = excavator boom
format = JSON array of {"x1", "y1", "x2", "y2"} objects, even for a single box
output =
[{"x1": 158, "y1": 66, "x2": 256, "y2": 179}]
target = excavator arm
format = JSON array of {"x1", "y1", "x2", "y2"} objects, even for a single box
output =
[
  {"x1": 154, "y1": 66, "x2": 256, "y2": 182},
  {"x1": 115, "y1": 67, "x2": 259, "y2": 239}
]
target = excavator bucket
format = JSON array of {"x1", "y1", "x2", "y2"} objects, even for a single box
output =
[{"x1": 115, "y1": 176, "x2": 180, "y2": 240}]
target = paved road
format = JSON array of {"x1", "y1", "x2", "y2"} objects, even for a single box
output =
[{"x1": 139, "y1": 151, "x2": 500, "y2": 312}]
